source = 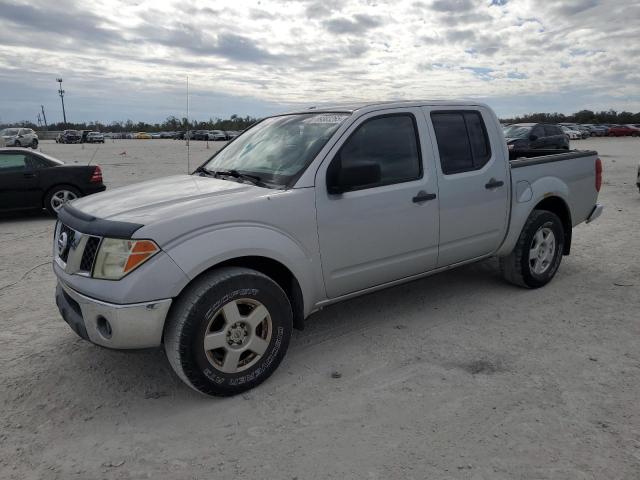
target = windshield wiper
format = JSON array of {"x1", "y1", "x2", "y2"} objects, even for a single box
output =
[{"x1": 210, "y1": 169, "x2": 264, "y2": 186}]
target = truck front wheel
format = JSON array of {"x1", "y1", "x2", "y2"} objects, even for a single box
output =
[
  {"x1": 164, "y1": 267, "x2": 293, "y2": 396},
  {"x1": 500, "y1": 210, "x2": 565, "y2": 288}
]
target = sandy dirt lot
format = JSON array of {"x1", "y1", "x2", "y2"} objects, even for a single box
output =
[{"x1": 1, "y1": 138, "x2": 639, "y2": 479}]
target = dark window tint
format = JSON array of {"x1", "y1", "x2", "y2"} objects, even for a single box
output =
[
  {"x1": 544, "y1": 125, "x2": 561, "y2": 136},
  {"x1": 0, "y1": 153, "x2": 27, "y2": 171},
  {"x1": 531, "y1": 125, "x2": 545, "y2": 138},
  {"x1": 431, "y1": 111, "x2": 492, "y2": 174},
  {"x1": 465, "y1": 112, "x2": 491, "y2": 166},
  {"x1": 337, "y1": 114, "x2": 421, "y2": 187},
  {"x1": 28, "y1": 155, "x2": 51, "y2": 169}
]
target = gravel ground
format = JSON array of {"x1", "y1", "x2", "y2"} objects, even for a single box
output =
[{"x1": 1, "y1": 138, "x2": 639, "y2": 479}]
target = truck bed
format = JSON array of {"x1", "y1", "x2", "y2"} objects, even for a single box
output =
[{"x1": 509, "y1": 149, "x2": 598, "y2": 167}]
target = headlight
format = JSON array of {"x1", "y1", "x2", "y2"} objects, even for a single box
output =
[{"x1": 93, "y1": 238, "x2": 159, "y2": 280}]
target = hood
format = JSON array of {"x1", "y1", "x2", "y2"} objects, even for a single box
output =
[{"x1": 71, "y1": 174, "x2": 268, "y2": 224}]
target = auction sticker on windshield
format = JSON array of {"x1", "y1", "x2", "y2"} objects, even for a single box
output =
[{"x1": 304, "y1": 114, "x2": 350, "y2": 124}]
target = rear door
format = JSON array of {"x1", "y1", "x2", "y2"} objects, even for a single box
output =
[
  {"x1": 315, "y1": 108, "x2": 440, "y2": 298},
  {"x1": 530, "y1": 124, "x2": 547, "y2": 148},
  {"x1": 0, "y1": 151, "x2": 41, "y2": 210},
  {"x1": 424, "y1": 106, "x2": 510, "y2": 267}
]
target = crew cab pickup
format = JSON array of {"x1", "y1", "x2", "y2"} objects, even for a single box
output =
[{"x1": 53, "y1": 100, "x2": 603, "y2": 396}]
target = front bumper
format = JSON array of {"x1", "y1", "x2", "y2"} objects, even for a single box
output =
[
  {"x1": 586, "y1": 203, "x2": 604, "y2": 224},
  {"x1": 56, "y1": 281, "x2": 172, "y2": 349}
]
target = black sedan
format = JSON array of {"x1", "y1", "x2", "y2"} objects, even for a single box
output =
[{"x1": 0, "y1": 148, "x2": 106, "y2": 216}]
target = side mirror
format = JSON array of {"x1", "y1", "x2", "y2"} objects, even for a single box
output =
[
  {"x1": 529, "y1": 134, "x2": 538, "y2": 141},
  {"x1": 327, "y1": 161, "x2": 381, "y2": 194}
]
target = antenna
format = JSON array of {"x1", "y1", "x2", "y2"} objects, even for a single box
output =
[{"x1": 186, "y1": 75, "x2": 190, "y2": 174}]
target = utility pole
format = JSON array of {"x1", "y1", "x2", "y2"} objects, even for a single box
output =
[
  {"x1": 37, "y1": 113, "x2": 42, "y2": 128},
  {"x1": 56, "y1": 78, "x2": 67, "y2": 125},
  {"x1": 41, "y1": 105, "x2": 48, "y2": 130}
]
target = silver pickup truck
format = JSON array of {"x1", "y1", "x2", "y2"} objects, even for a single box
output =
[{"x1": 53, "y1": 100, "x2": 603, "y2": 396}]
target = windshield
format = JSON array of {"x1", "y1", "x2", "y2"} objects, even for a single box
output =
[
  {"x1": 202, "y1": 113, "x2": 350, "y2": 186},
  {"x1": 503, "y1": 125, "x2": 532, "y2": 139},
  {"x1": 1, "y1": 128, "x2": 19, "y2": 136}
]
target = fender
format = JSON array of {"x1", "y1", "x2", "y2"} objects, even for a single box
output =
[
  {"x1": 497, "y1": 176, "x2": 570, "y2": 257},
  {"x1": 164, "y1": 224, "x2": 324, "y2": 316}
]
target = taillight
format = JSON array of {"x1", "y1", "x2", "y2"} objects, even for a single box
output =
[
  {"x1": 90, "y1": 165, "x2": 103, "y2": 183},
  {"x1": 595, "y1": 158, "x2": 602, "y2": 192}
]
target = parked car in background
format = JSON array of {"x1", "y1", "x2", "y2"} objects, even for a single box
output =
[
  {"x1": 608, "y1": 125, "x2": 637, "y2": 137},
  {"x1": 150, "y1": 132, "x2": 162, "y2": 139},
  {"x1": 0, "y1": 148, "x2": 105, "y2": 215},
  {"x1": 159, "y1": 131, "x2": 175, "y2": 139},
  {"x1": 583, "y1": 124, "x2": 607, "y2": 136},
  {"x1": 559, "y1": 124, "x2": 588, "y2": 139},
  {"x1": 209, "y1": 130, "x2": 227, "y2": 141},
  {"x1": 226, "y1": 130, "x2": 241, "y2": 140},
  {"x1": 174, "y1": 131, "x2": 186, "y2": 140},
  {"x1": 86, "y1": 132, "x2": 105, "y2": 143},
  {"x1": 57, "y1": 130, "x2": 82, "y2": 144},
  {"x1": 135, "y1": 132, "x2": 152, "y2": 139},
  {"x1": 503, "y1": 123, "x2": 569, "y2": 150},
  {"x1": 561, "y1": 126, "x2": 581, "y2": 140},
  {"x1": 624, "y1": 125, "x2": 640, "y2": 135},
  {"x1": 193, "y1": 130, "x2": 210, "y2": 141},
  {"x1": 0, "y1": 128, "x2": 39, "y2": 149}
]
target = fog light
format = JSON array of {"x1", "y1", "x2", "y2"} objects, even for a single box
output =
[{"x1": 96, "y1": 316, "x2": 112, "y2": 339}]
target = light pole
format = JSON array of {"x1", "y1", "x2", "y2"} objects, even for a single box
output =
[
  {"x1": 41, "y1": 105, "x2": 48, "y2": 130},
  {"x1": 56, "y1": 78, "x2": 67, "y2": 125}
]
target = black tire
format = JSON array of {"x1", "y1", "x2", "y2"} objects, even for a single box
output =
[
  {"x1": 14, "y1": 140, "x2": 21, "y2": 147},
  {"x1": 164, "y1": 267, "x2": 293, "y2": 396},
  {"x1": 30, "y1": 139, "x2": 38, "y2": 149},
  {"x1": 44, "y1": 185, "x2": 82, "y2": 216},
  {"x1": 499, "y1": 210, "x2": 565, "y2": 288}
]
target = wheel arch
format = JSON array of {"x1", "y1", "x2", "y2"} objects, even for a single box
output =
[
  {"x1": 173, "y1": 255, "x2": 306, "y2": 331},
  {"x1": 533, "y1": 196, "x2": 572, "y2": 255},
  {"x1": 42, "y1": 183, "x2": 82, "y2": 208}
]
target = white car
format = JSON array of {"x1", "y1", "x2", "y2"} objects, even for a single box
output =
[
  {"x1": 561, "y1": 126, "x2": 581, "y2": 140},
  {"x1": 0, "y1": 127, "x2": 39, "y2": 148}
]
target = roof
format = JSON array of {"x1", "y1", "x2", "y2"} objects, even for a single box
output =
[{"x1": 281, "y1": 99, "x2": 490, "y2": 116}]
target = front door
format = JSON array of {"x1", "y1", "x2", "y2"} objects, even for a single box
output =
[
  {"x1": 424, "y1": 107, "x2": 510, "y2": 267},
  {"x1": 315, "y1": 109, "x2": 440, "y2": 298}
]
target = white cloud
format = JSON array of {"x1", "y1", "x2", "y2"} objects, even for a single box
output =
[{"x1": 0, "y1": 0, "x2": 637, "y2": 122}]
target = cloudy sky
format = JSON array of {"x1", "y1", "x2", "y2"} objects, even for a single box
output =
[{"x1": 0, "y1": 0, "x2": 638, "y2": 124}]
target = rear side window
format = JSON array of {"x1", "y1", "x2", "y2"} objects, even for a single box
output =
[
  {"x1": 0, "y1": 153, "x2": 27, "y2": 171},
  {"x1": 336, "y1": 114, "x2": 422, "y2": 187},
  {"x1": 544, "y1": 125, "x2": 561, "y2": 136},
  {"x1": 431, "y1": 111, "x2": 492, "y2": 175}
]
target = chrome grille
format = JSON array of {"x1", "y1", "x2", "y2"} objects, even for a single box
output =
[
  {"x1": 80, "y1": 236, "x2": 101, "y2": 273},
  {"x1": 54, "y1": 222, "x2": 102, "y2": 276},
  {"x1": 58, "y1": 224, "x2": 75, "y2": 262}
]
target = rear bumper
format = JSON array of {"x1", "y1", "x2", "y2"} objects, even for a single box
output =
[
  {"x1": 56, "y1": 281, "x2": 171, "y2": 349},
  {"x1": 586, "y1": 203, "x2": 603, "y2": 224},
  {"x1": 83, "y1": 185, "x2": 107, "y2": 195}
]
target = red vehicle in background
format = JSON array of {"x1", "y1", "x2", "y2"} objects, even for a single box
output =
[{"x1": 608, "y1": 125, "x2": 639, "y2": 137}]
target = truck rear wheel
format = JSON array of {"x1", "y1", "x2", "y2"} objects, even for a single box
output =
[
  {"x1": 164, "y1": 267, "x2": 293, "y2": 396},
  {"x1": 499, "y1": 210, "x2": 565, "y2": 288}
]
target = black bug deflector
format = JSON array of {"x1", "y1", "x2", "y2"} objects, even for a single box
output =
[{"x1": 58, "y1": 205, "x2": 143, "y2": 239}]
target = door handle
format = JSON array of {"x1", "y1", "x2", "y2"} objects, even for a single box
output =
[
  {"x1": 23, "y1": 173, "x2": 37, "y2": 178},
  {"x1": 485, "y1": 178, "x2": 504, "y2": 189},
  {"x1": 412, "y1": 191, "x2": 437, "y2": 203}
]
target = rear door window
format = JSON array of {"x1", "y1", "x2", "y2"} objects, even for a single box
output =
[
  {"x1": 0, "y1": 153, "x2": 28, "y2": 171},
  {"x1": 431, "y1": 111, "x2": 492, "y2": 175}
]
